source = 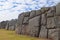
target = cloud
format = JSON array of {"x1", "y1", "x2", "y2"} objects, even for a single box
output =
[
  {"x1": 0, "y1": 0, "x2": 7, "y2": 2},
  {"x1": 0, "y1": 0, "x2": 60, "y2": 22},
  {"x1": 0, "y1": 0, "x2": 59, "y2": 11}
]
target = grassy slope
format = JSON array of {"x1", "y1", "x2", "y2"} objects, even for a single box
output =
[{"x1": 0, "y1": 29, "x2": 49, "y2": 40}]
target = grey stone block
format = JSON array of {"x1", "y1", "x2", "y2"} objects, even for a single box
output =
[
  {"x1": 36, "y1": 9, "x2": 41, "y2": 15},
  {"x1": 48, "y1": 28, "x2": 60, "y2": 40},
  {"x1": 47, "y1": 6, "x2": 56, "y2": 17},
  {"x1": 0, "y1": 21, "x2": 8, "y2": 29},
  {"x1": 20, "y1": 25, "x2": 25, "y2": 34},
  {"x1": 30, "y1": 10, "x2": 36, "y2": 18},
  {"x1": 55, "y1": 16, "x2": 60, "y2": 27},
  {"x1": 41, "y1": 14, "x2": 47, "y2": 25},
  {"x1": 41, "y1": 7, "x2": 50, "y2": 13},
  {"x1": 16, "y1": 13, "x2": 30, "y2": 34},
  {"x1": 18, "y1": 13, "x2": 25, "y2": 25},
  {"x1": 8, "y1": 19, "x2": 17, "y2": 30},
  {"x1": 9, "y1": 26, "x2": 15, "y2": 30},
  {"x1": 23, "y1": 12, "x2": 30, "y2": 17},
  {"x1": 47, "y1": 17, "x2": 56, "y2": 28},
  {"x1": 21, "y1": 25, "x2": 28, "y2": 35},
  {"x1": 56, "y1": 3, "x2": 60, "y2": 16},
  {"x1": 28, "y1": 16, "x2": 41, "y2": 37},
  {"x1": 23, "y1": 17, "x2": 29, "y2": 24},
  {"x1": 47, "y1": 10, "x2": 54, "y2": 17},
  {"x1": 5, "y1": 23, "x2": 9, "y2": 30},
  {"x1": 39, "y1": 25, "x2": 47, "y2": 38},
  {"x1": 15, "y1": 26, "x2": 22, "y2": 34}
]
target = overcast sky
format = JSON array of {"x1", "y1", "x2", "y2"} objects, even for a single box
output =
[{"x1": 0, "y1": 0, "x2": 60, "y2": 22}]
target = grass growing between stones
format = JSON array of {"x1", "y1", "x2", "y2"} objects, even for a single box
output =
[{"x1": 0, "y1": 29, "x2": 49, "y2": 40}]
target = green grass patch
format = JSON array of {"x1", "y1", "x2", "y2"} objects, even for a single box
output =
[{"x1": 0, "y1": 29, "x2": 49, "y2": 40}]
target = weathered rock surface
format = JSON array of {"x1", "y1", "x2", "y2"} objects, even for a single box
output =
[
  {"x1": 28, "y1": 16, "x2": 41, "y2": 37},
  {"x1": 47, "y1": 17, "x2": 56, "y2": 28},
  {"x1": 41, "y1": 14, "x2": 47, "y2": 26},
  {"x1": 48, "y1": 28, "x2": 60, "y2": 40},
  {"x1": 39, "y1": 25, "x2": 47, "y2": 38},
  {"x1": 55, "y1": 16, "x2": 60, "y2": 27},
  {"x1": 23, "y1": 17, "x2": 29, "y2": 24},
  {"x1": 36, "y1": 10, "x2": 41, "y2": 15},
  {"x1": 30, "y1": 10, "x2": 36, "y2": 18},
  {"x1": 56, "y1": 3, "x2": 60, "y2": 16},
  {"x1": 16, "y1": 12, "x2": 30, "y2": 34}
]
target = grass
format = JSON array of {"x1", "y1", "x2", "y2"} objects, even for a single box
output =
[{"x1": 0, "y1": 29, "x2": 49, "y2": 40}]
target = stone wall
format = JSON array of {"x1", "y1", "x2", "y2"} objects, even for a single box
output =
[
  {"x1": 5, "y1": 19, "x2": 17, "y2": 30},
  {"x1": 15, "y1": 3, "x2": 60, "y2": 40},
  {"x1": 0, "y1": 21, "x2": 8, "y2": 29},
  {"x1": 15, "y1": 12, "x2": 30, "y2": 34}
]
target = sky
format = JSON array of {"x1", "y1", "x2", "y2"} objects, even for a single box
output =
[{"x1": 0, "y1": 0, "x2": 60, "y2": 22}]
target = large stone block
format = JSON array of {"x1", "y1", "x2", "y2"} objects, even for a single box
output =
[
  {"x1": 5, "y1": 23, "x2": 9, "y2": 30},
  {"x1": 28, "y1": 16, "x2": 41, "y2": 37},
  {"x1": 39, "y1": 25, "x2": 47, "y2": 38},
  {"x1": 20, "y1": 25, "x2": 25, "y2": 34},
  {"x1": 47, "y1": 10, "x2": 54, "y2": 17},
  {"x1": 21, "y1": 25, "x2": 28, "y2": 35},
  {"x1": 47, "y1": 17, "x2": 56, "y2": 28},
  {"x1": 18, "y1": 13, "x2": 25, "y2": 25},
  {"x1": 23, "y1": 12, "x2": 30, "y2": 17},
  {"x1": 41, "y1": 7, "x2": 50, "y2": 13},
  {"x1": 30, "y1": 10, "x2": 36, "y2": 18},
  {"x1": 23, "y1": 17, "x2": 29, "y2": 24},
  {"x1": 36, "y1": 9, "x2": 41, "y2": 15},
  {"x1": 0, "y1": 21, "x2": 8, "y2": 29},
  {"x1": 56, "y1": 3, "x2": 60, "y2": 16},
  {"x1": 41, "y1": 14, "x2": 47, "y2": 25},
  {"x1": 47, "y1": 6, "x2": 56, "y2": 17},
  {"x1": 9, "y1": 26, "x2": 15, "y2": 30},
  {"x1": 5, "y1": 19, "x2": 17, "y2": 30},
  {"x1": 15, "y1": 26, "x2": 22, "y2": 34},
  {"x1": 48, "y1": 28, "x2": 60, "y2": 40},
  {"x1": 51, "y1": 6, "x2": 56, "y2": 12},
  {"x1": 16, "y1": 13, "x2": 30, "y2": 34},
  {"x1": 55, "y1": 16, "x2": 60, "y2": 27}
]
